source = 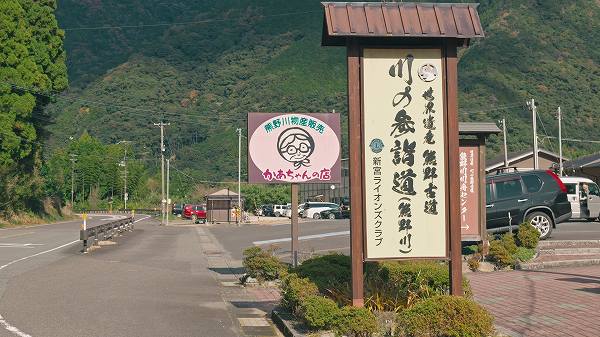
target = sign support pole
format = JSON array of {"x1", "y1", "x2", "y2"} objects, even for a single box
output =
[
  {"x1": 445, "y1": 39, "x2": 463, "y2": 296},
  {"x1": 291, "y1": 183, "x2": 299, "y2": 268},
  {"x1": 347, "y1": 39, "x2": 364, "y2": 307}
]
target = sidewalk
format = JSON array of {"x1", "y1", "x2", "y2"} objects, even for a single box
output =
[
  {"x1": 197, "y1": 225, "x2": 282, "y2": 337},
  {"x1": 469, "y1": 266, "x2": 600, "y2": 337}
]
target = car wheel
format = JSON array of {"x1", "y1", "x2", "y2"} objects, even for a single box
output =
[
  {"x1": 328, "y1": 213, "x2": 336, "y2": 220},
  {"x1": 191, "y1": 214, "x2": 198, "y2": 224},
  {"x1": 586, "y1": 217, "x2": 598, "y2": 222},
  {"x1": 274, "y1": 212, "x2": 281, "y2": 217},
  {"x1": 313, "y1": 213, "x2": 321, "y2": 220},
  {"x1": 526, "y1": 211, "x2": 553, "y2": 239}
]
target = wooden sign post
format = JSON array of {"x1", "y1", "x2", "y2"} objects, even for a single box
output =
[{"x1": 321, "y1": 2, "x2": 485, "y2": 304}]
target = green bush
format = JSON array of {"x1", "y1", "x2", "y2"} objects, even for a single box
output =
[
  {"x1": 395, "y1": 295, "x2": 494, "y2": 337},
  {"x1": 333, "y1": 306, "x2": 379, "y2": 337},
  {"x1": 299, "y1": 295, "x2": 340, "y2": 330},
  {"x1": 488, "y1": 240, "x2": 515, "y2": 268},
  {"x1": 513, "y1": 246, "x2": 536, "y2": 262},
  {"x1": 467, "y1": 253, "x2": 481, "y2": 272},
  {"x1": 517, "y1": 222, "x2": 540, "y2": 249},
  {"x1": 500, "y1": 233, "x2": 518, "y2": 254},
  {"x1": 462, "y1": 244, "x2": 479, "y2": 255},
  {"x1": 242, "y1": 246, "x2": 287, "y2": 282},
  {"x1": 280, "y1": 273, "x2": 319, "y2": 314},
  {"x1": 295, "y1": 253, "x2": 351, "y2": 291}
]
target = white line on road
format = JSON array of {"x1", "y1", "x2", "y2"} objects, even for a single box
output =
[
  {"x1": 134, "y1": 215, "x2": 151, "y2": 223},
  {"x1": 253, "y1": 230, "x2": 350, "y2": 245},
  {"x1": 0, "y1": 314, "x2": 31, "y2": 337},
  {"x1": 0, "y1": 240, "x2": 79, "y2": 271}
]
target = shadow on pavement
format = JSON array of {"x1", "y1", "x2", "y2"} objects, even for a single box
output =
[{"x1": 209, "y1": 266, "x2": 245, "y2": 275}]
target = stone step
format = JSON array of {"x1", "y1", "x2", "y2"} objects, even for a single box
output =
[
  {"x1": 518, "y1": 254, "x2": 600, "y2": 270},
  {"x1": 539, "y1": 247, "x2": 600, "y2": 256},
  {"x1": 538, "y1": 240, "x2": 600, "y2": 249}
]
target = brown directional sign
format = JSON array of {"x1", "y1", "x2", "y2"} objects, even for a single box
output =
[{"x1": 459, "y1": 144, "x2": 484, "y2": 241}]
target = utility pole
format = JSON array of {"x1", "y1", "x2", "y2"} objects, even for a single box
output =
[
  {"x1": 123, "y1": 147, "x2": 128, "y2": 210},
  {"x1": 154, "y1": 121, "x2": 170, "y2": 225},
  {"x1": 70, "y1": 154, "x2": 78, "y2": 207},
  {"x1": 527, "y1": 98, "x2": 539, "y2": 169},
  {"x1": 499, "y1": 118, "x2": 508, "y2": 168},
  {"x1": 166, "y1": 158, "x2": 170, "y2": 226},
  {"x1": 557, "y1": 106, "x2": 563, "y2": 176},
  {"x1": 236, "y1": 128, "x2": 242, "y2": 223}
]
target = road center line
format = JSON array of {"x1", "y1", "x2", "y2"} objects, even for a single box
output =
[
  {"x1": 0, "y1": 240, "x2": 79, "y2": 271},
  {"x1": 253, "y1": 230, "x2": 350, "y2": 245},
  {"x1": 0, "y1": 314, "x2": 31, "y2": 337},
  {"x1": 134, "y1": 215, "x2": 151, "y2": 223}
]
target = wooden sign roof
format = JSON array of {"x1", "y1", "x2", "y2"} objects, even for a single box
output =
[{"x1": 321, "y1": 2, "x2": 484, "y2": 46}]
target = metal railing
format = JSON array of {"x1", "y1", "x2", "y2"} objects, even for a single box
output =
[{"x1": 80, "y1": 215, "x2": 134, "y2": 253}]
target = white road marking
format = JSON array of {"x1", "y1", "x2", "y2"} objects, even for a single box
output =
[
  {"x1": 252, "y1": 230, "x2": 350, "y2": 245},
  {"x1": 0, "y1": 314, "x2": 31, "y2": 337},
  {"x1": 134, "y1": 215, "x2": 151, "y2": 223},
  {"x1": 0, "y1": 244, "x2": 44, "y2": 248}
]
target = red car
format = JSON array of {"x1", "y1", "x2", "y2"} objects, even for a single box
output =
[{"x1": 183, "y1": 204, "x2": 207, "y2": 224}]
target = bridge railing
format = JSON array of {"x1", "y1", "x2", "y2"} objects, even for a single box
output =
[{"x1": 80, "y1": 215, "x2": 134, "y2": 253}]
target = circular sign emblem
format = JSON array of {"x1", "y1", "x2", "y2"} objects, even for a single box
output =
[
  {"x1": 369, "y1": 138, "x2": 384, "y2": 153},
  {"x1": 418, "y1": 63, "x2": 438, "y2": 82}
]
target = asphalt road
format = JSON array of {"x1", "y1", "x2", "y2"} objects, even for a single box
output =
[
  {"x1": 208, "y1": 218, "x2": 600, "y2": 262},
  {"x1": 0, "y1": 215, "x2": 241, "y2": 337}
]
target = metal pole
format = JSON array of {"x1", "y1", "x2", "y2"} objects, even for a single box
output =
[
  {"x1": 530, "y1": 98, "x2": 539, "y2": 170},
  {"x1": 154, "y1": 122, "x2": 170, "y2": 225},
  {"x1": 237, "y1": 128, "x2": 242, "y2": 224},
  {"x1": 124, "y1": 147, "x2": 128, "y2": 210},
  {"x1": 70, "y1": 155, "x2": 77, "y2": 207},
  {"x1": 558, "y1": 106, "x2": 563, "y2": 176},
  {"x1": 502, "y1": 118, "x2": 508, "y2": 168},
  {"x1": 166, "y1": 159, "x2": 170, "y2": 226},
  {"x1": 291, "y1": 183, "x2": 299, "y2": 268}
]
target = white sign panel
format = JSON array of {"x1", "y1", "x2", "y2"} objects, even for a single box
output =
[{"x1": 363, "y1": 48, "x2": 447, "y2": 259}]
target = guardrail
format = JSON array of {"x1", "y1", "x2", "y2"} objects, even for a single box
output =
[
  {"x1": 78, "y1": 209, "x2": 161, "y2": 216},
  {"x1": 80, "y1": 215, "x2": 135, "y2": 253}
]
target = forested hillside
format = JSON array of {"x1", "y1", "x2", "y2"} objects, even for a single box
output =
[{"x1": 46, "y1": 0, "x2": 600, "y2": 183}]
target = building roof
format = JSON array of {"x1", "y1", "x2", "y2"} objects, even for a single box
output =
[
  {"x1": 321, "y1": 2, "x2": 484, "y2": 46},
  {"x1": 459, "y1": 122, "x2": 501, "y2": 136},
  {"x1": 206, "y1": 189, "x2": 242, "y2": 199},
  {"x1": 486, "y1": 148, "x2": 566, "y2": 171},
  {"x1": 564, "y1": 152, "x2": 600, "y2": 169}
]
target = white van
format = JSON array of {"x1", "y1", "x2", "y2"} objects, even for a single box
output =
[
  {"x1": 561, "y1": 177, "x2": 600, "y2": 221},
  {"x1": 301, "y1": 202, "x2": 340, "y2": 219},
  {"x1": 273, "y1": 204, "x2": 287, "y2": 217},
  {"x1": 284, "y1": 203, "x2": 305, "y2": 218}
]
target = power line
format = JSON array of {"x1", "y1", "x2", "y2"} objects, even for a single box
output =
[
  {"x1": 541, "y1": 136, "x2": 600, "y2": 145},
  {"x1": 170, "y1": 164, "x2": 246, "y2": 185},
  {"x1": 62, "y1": 10, "x2": 321, "y2": 31}
]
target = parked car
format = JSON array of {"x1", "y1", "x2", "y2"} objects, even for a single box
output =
[
  {"x1": 273, "y1": 204, "x2": 286, "y2": 217},
  {"x1": 319, "y1": 207, "x2": 350, "y2": 220},
  {"x1": 172, "y1": 203, "x2": 183, "y2": 216},
  {"x1": 261, "y1": 204, "x2": 274, "y2": 217},
  {"x1": 183, "y1": 204, "x2": 207, "y2": 224},
  {"x1": 486, "y1": 170, "x2": 571, "y2": 239},
  {"x1": 284, "y1": 204, "x2": 305, "y2": 218},
  {"x1": 562, "y1": 176, "x2": 600, "y2": 221},
  {"x1": 301, "y1": 202, "x2": 340, "y2": 219}
]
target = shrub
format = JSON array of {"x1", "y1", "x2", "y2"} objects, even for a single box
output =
[
  {"x1": 513, "y1": 246, "x2": 536, "y2": 262},
  {"x1": 488, "y1": 240, "x2": 515, "y2": 268},
  {"x1": 500, "y1": 233, "x2": 518, "y2": 254},
  {"x1": 517, "y1": 222, "x2": 540, "y2": 249},
  {"x1": 395, "y1": 295, "x2": 494, "y2": 337},
  {"x1": 299, "y1": 295, "x2": 340, "y2": 330},
  {"x1": 333, "y1": 306, "x2": 379, "y2": 337},
  {"x1": 280, "y1": 273, "x2": 319, "y2": 314},
  {"x1": 467, "y1": 253, "x2": 481, "y2": 272},
  {"x1": 295, "y1": 253, "x2": 351, "y2": 291},
  {"x1": 242, "y1": 246, "x2": 287, "y2": 282},
  {"x1": 462, "y1": 244, "x2": 479, "y2": 255}
]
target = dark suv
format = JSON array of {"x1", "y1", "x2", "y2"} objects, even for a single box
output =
[{"x1": 486, "y1": 170, "x2": 571, "y2": 239}]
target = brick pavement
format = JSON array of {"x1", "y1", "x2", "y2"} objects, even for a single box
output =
[{"x1": 468, "y1": 266, "x2": 600, "y2": 337}]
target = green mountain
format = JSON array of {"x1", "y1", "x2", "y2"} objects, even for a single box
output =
[{"x1": 45, "y1": 0, "x2": 600, "y2": 182}]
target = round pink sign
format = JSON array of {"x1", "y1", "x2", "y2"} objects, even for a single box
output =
[{"x1": 249, "y1": 114, "x2": 340, "y2": 183}]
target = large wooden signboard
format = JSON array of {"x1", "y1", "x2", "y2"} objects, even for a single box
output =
[{"x1": 363, "y1": 48, "x2": 448, "y2": 259}]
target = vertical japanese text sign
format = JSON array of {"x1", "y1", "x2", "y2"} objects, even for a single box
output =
[
  {"x1": 248, "y1": 113, "x2": 342, "y2": 184},
  {"x1": 459, "y1": 144, "x2": 483, "y2": 241},
  {"x1": 363, "y1": 49, "x2": 447, "y2": 259}
]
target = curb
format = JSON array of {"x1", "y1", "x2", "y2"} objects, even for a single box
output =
[
  {"x1": 271, "y1": 310, "x2": 306, "y2": 337},
  {"x1": 518, "y1": 258, "x2": 600, "y2": 270}
]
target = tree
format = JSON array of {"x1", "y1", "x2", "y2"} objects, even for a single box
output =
[{"x1": 0, "y1": 0, "x2": 67, "y2": 215}]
